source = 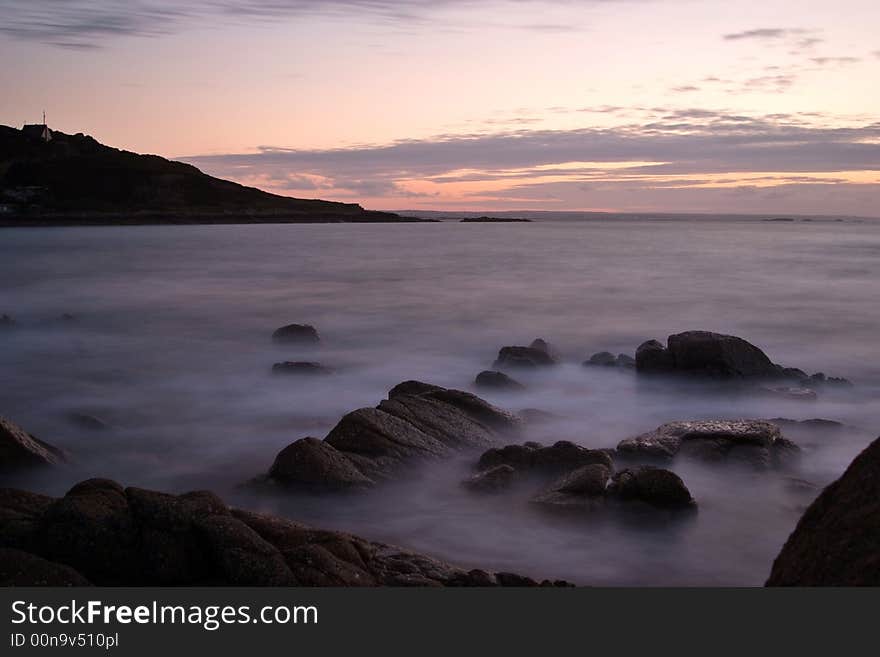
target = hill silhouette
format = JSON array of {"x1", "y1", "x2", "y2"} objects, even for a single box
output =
[{"x1": 0, "y1": 125, "x2": 419, "y2": 225}]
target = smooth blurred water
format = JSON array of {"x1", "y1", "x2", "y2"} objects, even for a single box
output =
[{"x1": 1, "y1": 218, "x2": 879, "y2": 585}]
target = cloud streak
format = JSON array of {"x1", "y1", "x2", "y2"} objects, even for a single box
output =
[{"x1": 183, "y1": 110, "x2": 880, "y2": 212}]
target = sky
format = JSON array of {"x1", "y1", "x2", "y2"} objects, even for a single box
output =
[{"x1": 2, "y1": 0, "x2": 879, "y2": 215}]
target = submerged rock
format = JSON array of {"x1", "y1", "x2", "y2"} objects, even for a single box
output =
[
  {"x1": 272, "y1": 361, "x2": 334, "y2": 376},
  {"x1": 262, "y1": 382, "x2": 521, "y2": 488},
  {"x1": 461, "y1": 464, "x2": 518, "y2": 493},
  {"x1": 0, "y1": 314, "x2": 15, "y2": 328},
  {"x1": 760, "y1": 386, "x2": 817, "y2": 402},
  {"x1": 271, "y1": 323, "x2": 320, "y2": 344},
  {"x1": 0, "y1": 478, "x2": 566, "y2": 586},
  {"x1": 493, "y1": 340, "x2": 557, "y2": 369},
  {"x1": 0, "y1": 416, "x2": 68, "y2": 475},
  {"x1": 65, "y1": 412, "x2": 110, "y2": 431},
  {"x1": 585, "y1": 351, "x2": 617, "y2": 366},
  {"x1": 767, "y1": 436, "x2": 880, "y2": 586},
  {"x1": 474, "y1": 370, "x2": 524, "y2": 391},
  {"x1": 617, "y1": 419, "x2": 798, "y2": 469}
]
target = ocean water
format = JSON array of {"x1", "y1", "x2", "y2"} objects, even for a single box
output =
[{"x1": 1, "y1": 218, "x2": 879, "y2": 585}]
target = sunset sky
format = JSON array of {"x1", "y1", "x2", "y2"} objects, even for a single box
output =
[{"x1": 2, "y1": 0, "x2": 879, "y2": 214}]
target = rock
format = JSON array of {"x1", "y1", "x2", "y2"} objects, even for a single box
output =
[
  {"x1": 271, "y1": 323, "x2": 320, "y2": 344},
  {"x1": 0, "y1": 314, "x2": 15, "y2": 328},
  {"x1": 264, "y1": 382, "x2": 521, "y2": 487},
  {"x1": 584, "y1": 351, "x2": 636, "y2": 368},
  {"x1": 529, "y1": 338, "x2": 552, "y2": 354},
  {"x1": 65, "y1": 412, "x2": 109, "y2": 431},
  {"x1": 617, "y1": 419, "x2": 798, "y2": 468},
  {"x1": 268, "y1": 437, "x2": 373, "y2": 491},
  {"x1": 493, "y1": 343, "x2": 557, "y2": 369},
  {"x1": 59, "y1": 313, "x2": 76, "y2": 321},
  {"x1": 475, "y1": 370, "x2": 524, "y2": 391},
  {"x1": 767, "y1": 436, "x2": 880, "y2": 586},
  {"x1": 272, "y1": 361, "x2": 334, "y2": 376},
  {"x1": 462, "y1": 465, "x2": 518, "y2": 493},
  {"x1": 636, "y1": 331, "x2": 777, "y2": 377},
  {"x1": 761, "y1": 386, "x2": 818, "y2": 401},
  {"x1": 607, "y1": 467, "x2": 696, "y2": 509},
  {"x1": 530, "y1": 464, "x2": 611, "y2": 509},
  {"x1": 478, "y1": 440, "x2": 612, "y2": 474},
  {"x1": 0, "y1": 416, "x2": 68, "y2": 474},
  {"x1": 1, "y1": 478, "x2": 568, "y2": 586},
  {"x1": 0, "y1": 548, "x2": 91, "y2": 586},
  {"x1": 585, "y1": 351, "x2": 617, "y2": 366},
  {"x1": 518, "y1": 409, "x2": 557, "y2": 425},
  {"x1": 635, "y1": 339, "x2": 674, "y2": 373}
]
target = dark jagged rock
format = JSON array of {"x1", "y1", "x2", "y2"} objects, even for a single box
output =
[
  {"x1": 767, "y1": 436, "x2": 880, "y2": 586},
  {"x1": 493, "y1": 341, "x2": 557, "y2": 369},
  {"x1": 478, "y1": 440, "x2": 612, "y2": 474},
  {"x1": 268, "y1": 437, "x2": 373, "y2": 491},
  {"x1": 263, "y1": 382, "x2": 520, "y2": 488},
  {"x1": 462, "y1": 464, "x2": 518, "y2": 493},
  {"x1": 0, "y1": 479, "x2": 569, "y2": 586},
  {"x1": 0, "y1": 416, "x2": 68, "y2": 475},
  {"x1": 272, "y1": 361, "x2": 334, "y2": 376},
  {"x1": 271, "y1": 323, "x2": 320, "y2": 344},
  {"x1": 607, "y1": 467, "x2": 696, "y2": 509},
  {"x1": 617, "y1": 420, "x2": 798, "y2": 469},
  {"x1": 475, "y1": 370, "x2": 525, "y2": 391}
]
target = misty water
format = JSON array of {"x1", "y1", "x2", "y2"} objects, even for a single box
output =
[{"x1": 2, "y1": 218, "x2": 879, "y2": 585}]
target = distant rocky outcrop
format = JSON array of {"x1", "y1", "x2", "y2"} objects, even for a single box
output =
[
  {"x1": 584, "y1": 351, "x2": 635, "y2": 368},
  {"x1": 271, "y1": 323, "x2": 320, "y2": 343},
  {"x1": 257, "y1": 382, "x2": 521, "y2": 490},
  {"x1": 0, "y1": 125, "x2": 422, "y2": 225},
  {"x1": 766, "y1": 436, "x2": 880, "y2": 586},
  {"x1": 0, "y1": 479, "x2": 569, "y2": 586},
  {"x1": 633, "y1": 330, "x2": 851, "y2": 386},
  {"x1": 0, "y1": 416, "x2": 68, "y2": 475},
  {"x1": 617, "y1": 419, "x2": 799, "y2": 469}
]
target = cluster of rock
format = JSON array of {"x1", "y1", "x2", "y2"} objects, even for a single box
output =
[
  {"x1": 271, "y1": 323, "x2": 335, "y2": 376},
  {"x1": 0, "y1": 478, "x2": 567, "y2": 586},
  {"x1": 465, "y1": 440, "x2": 695, "y2": 512},
  {"x1": 259, "y1": 381, "x2": 521, "y2": 491},
  {"x1": 634, "y1": 331, "x2": 850, "y2": 387}
]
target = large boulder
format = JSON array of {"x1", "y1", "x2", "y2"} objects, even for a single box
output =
[
  {"x1": 530, "y1": 464, "x2": 612, "y2": 509},
  {"x1": 461, "y1": 464, "x2": 518, "y2": 493},
  {"x1": 636, "y1": 331, "x2": 777, "y2": 377},
  {"x1": 264, "y1": 382, "x2": 521, "y2": 487},
  {"x1": 617, "y1": 420, "x2": 799, "y2": 469},
  {"x1": 271, "y1": 323, "x2": 320, "y2": 344},
  {"x1": 766, "y1": 436, "x2": 880, "y2": 586},
  {"x1": 0, "y1": 416, "x2": 68, "y2": 475},
  {"x1": 0, "y1": 478, "x2": 570, "y2": 586}
]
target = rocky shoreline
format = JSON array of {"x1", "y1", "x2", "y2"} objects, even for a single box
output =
[{"x1": 1, "y1": 326, "x2": 876, "y2": 586}]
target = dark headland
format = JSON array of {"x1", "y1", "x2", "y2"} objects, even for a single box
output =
[{"x1": 0, "y1": 124, "x2": 426, "y2": 226}]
